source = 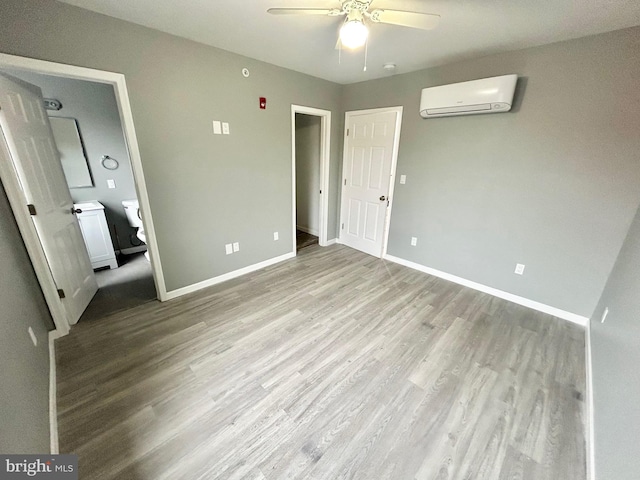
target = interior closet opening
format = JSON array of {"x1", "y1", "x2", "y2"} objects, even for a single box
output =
[
  {"x1": 291, "y1": 105, "x2": 331, "y2": 253},
  {"x1": 295, "y1": 113, "x2": 322, "y2": 251}
]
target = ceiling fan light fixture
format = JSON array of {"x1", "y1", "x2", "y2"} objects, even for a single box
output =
[{"x1": 339, "y1": 19, "x2": 369, "y2": 49}]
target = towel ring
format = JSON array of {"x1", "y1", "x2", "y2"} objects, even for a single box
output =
[{"x1": 101, "y1": 155, "x2": 119, "y2": 170}]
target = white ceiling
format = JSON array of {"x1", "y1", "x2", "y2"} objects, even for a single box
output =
[{"x1": 58, "y1": 0, "x2": 640, "y2": 84}]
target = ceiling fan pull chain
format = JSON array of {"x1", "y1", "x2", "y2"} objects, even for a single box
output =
[{"x1": 363, "y1": 37, "x2": 368, "y2": 71}]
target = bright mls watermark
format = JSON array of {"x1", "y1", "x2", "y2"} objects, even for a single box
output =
[{"x1": 0, "y1": 455, "x2": 77, "y2": 479}]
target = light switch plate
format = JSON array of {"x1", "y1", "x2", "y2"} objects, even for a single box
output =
[
  {"x1": 107, "y1": 179, "x2": 116, "y2": 189},
  {"x1": 410, "y1": 237, "x2": 417, "y2": 246},
  {"x1": 213, "y1": 121, "x2": 222, "y2": 135},
  {"x1": 222, "y1": 122, "x2": 230, "y2": 135},
  {"x1": 400, "y1": 175, "x2": 407, "y2": 184},
  {"x1": 233, "y1": 242, "x2": 239, "y2": 252},
  {"x1": 515, "y1": 263, "x2": 525, "y2": 275},
  {"x1": 225, "y1": 243, "x2": 233, "y2": 255},
  {"x1": 273, "y1": 232, "x2": 279, "y2": 241}
]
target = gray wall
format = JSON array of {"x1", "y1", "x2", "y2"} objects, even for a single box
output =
[
  {"x1": 0, "y1": 0, "x2": 343, "y2": 292},
  {"x1": 295, "y1": 113, "x2": 321, "y2": 235},
  {"x1": 590, "y1": 203, "x2": 640, "y2": 480},
  {"x1": 4, "y1": 70, "x2": 139, "y2": 251},
  {"x1": 1, "y1": 0, "x2": 639, "y2": 469},
  {"x1": 342, "y1": 26, "x2": 640, "y2": 318},
  {"x1": 0, "y1": 181, "x2": 53, "y2": 453}
]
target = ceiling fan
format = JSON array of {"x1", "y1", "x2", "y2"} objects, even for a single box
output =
[{"x1": 267, "y1": 0, "x2": 440, "y2": 50}]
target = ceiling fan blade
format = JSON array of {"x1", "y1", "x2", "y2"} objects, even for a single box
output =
[
  {"x1": 267, "y1": 8, "x2": 343, "y2": 16},
  {"x1": 369, "y1": 9, "x2": 440, "y2": 30}
]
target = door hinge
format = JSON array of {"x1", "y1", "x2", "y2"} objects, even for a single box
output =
[
  {"x1": 344, "y1": 179, "x2": 347, "y2": 186},
  {"x1": 347, "y1": 128, "x2": 350, "y2": 136},
  {"x1": 27, "y1": 204, "x2": 37, "y2": 216},
  {"x1": 341, "y1": 223, "x2": 344, "y2": 230},
  {"x1": 57, "y1": 289, "x2": 66, "y2": 299}
]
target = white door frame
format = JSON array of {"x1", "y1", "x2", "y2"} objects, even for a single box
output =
[
  {"x1": 0, "y1": 53, "x2": 167, "y2": 335},
  {"x1": 338, "y1": 106, "x2": 403, "y2": 258},
  {"x1": 291, "y1": 105, "x2": 331, "y2": 249}
]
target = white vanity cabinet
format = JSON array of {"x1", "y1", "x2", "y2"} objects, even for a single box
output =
[{"x1": 74, "y1": 201, "x2": 118, "y2": 270}]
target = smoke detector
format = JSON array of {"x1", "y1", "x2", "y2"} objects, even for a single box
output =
[{"x1": 383, "y1": 63, "x2": 396, "y2": 73}]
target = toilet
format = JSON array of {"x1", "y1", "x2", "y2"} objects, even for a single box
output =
[{"x1": 122, "y1": 199, "x2": 149, "y2": 260}]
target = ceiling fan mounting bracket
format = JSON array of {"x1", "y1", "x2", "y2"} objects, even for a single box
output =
[{"x1": 342, "y1": 0, "x2": 373, "y2": 16}]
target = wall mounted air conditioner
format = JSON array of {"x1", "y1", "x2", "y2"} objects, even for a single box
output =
[{"x1": 420, "y1": 74, "x2": 518, "y2": 118}]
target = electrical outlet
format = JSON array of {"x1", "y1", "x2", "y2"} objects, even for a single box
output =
[
  {"x1": 400, "y1": 175, "x2": 407, "y2": 184},
  {"x1": 410, "y1": 237, "x2": 417, "y2": 246},
  {"x1": 233, "y1": 242, "x2": 239, "y2": 252},
  {"x1": 601, "y1": 307, "x2": 609, "y2": 323},
  {"x1": 222, "y1": 122, "x2": 230, "y2": 135},
  {"x1": 225, "y1": 243, "x2": 233, "y2": 255},
  {"x1": 273, "y1": 232, "x2": 279, "y2": 241},
  {"x1": 213, "y1": 121, "x2": 222, "y2": 134},
  {"x1": 107, "y1": 179, "x2": 116, "y2": 189},
  {"x1": 515, "y1": 263, "x2": 525, "y2": 275},
  {"x1": 28, "y1": 326, "x2": 37, "y2": 346}
]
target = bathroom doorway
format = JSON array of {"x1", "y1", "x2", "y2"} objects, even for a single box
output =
[
  {"x1": 291, "y1": 105, "x2": 331, "y2": 252},
  {"x1": 1, "y1": 66, "x2": 156, "y2": 322},
  {"x1": 0, "y1": 53, "x2": 164, "y2": 333}
]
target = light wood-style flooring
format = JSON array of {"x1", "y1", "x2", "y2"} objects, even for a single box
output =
[{"x1": 56, "y1": 244, "x2": 586, "y2": 479}]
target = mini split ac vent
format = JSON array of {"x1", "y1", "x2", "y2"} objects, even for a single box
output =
[{"x1": 420, "y1": 74, "x2": 518, "y2": 118}]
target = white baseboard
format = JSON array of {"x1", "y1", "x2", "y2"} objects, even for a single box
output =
[
  {"x1": 325, "y1": 238, "x2": 337, "y2": 246},
  {"x1": 165, "y1": 251, "x2": 296, "y2": 300},
  {"x1": 296, "y1": 225, "x2": 319, "y2": 236},
  {"x1": 91, "y1": 258, "x2": 119, "y2": 270},
  {"x1": 383, "y1": 254, "x2": 589, "y2": 326},
  {"x1": 586, "y1": 320, "x2": 595, "y2": 480},
  {"x1": 119, "y1": 245, "x2": 148, "y2": 255},
  {"x1": 48, "y1": 329, "x2": 64, "y2": 455}
]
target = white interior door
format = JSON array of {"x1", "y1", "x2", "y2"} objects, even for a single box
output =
[
  {"x1": 0, "y1": 72, "x2": 97, "y2": 325},
  {"x1": 340, "y1": 108, "x2": 402, "y2": 257}
]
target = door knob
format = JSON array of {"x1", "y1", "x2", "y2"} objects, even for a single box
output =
[
  {"x1": 379, "y1": 196, "x2": 386, "y2": 201},
  {"x1": 71, "y1": 207, "x2": 82, "y2": 214}
]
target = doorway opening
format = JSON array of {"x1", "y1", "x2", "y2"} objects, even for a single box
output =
[
  {"x1": 295, "y1": 113, "x2": 321, "y2": 251},
  {"x1": 291, "y1": 105, "x2": 331, "y2": 253},
  {"x1": 0, "y1": 53, "x2": 166, "y2": 335},
  {"x1": 2, "y1": 68, "x2": 156, "y2": 322}
]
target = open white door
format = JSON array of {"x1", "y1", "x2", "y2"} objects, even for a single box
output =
[
  {"x1": 340, "y1": 107, "x2": 403, "y2": 257},
  {"x1": 0, "y1": 72, "x2": 97, "y2": 325}
]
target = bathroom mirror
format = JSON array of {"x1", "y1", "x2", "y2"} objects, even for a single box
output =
[{"x1": 50, "y1": 117, "x2": 94, "y2": 188}]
